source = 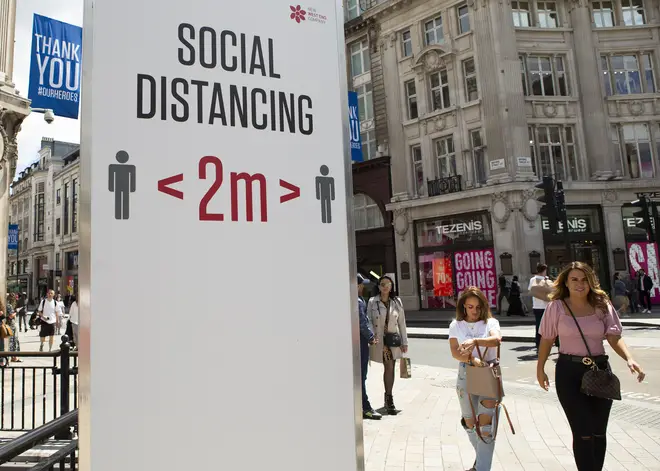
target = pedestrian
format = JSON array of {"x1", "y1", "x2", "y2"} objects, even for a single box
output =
[
  {"x1": 5, "y1": 295, "x2": 20, "y2": 362},
  {"x1": 537, "y1": 261, "x2": 645, "y2": 471},
  {"x1": 367, "y1": 275, "x2": 408, "y2": 415},
  {"x1": 358, "y1": 275, "x2": 380, "y2": 420},
  {"x1": 529, "y1": 263, "x2": 552, "y2": 348},
  {"x1": 637, "y1": 269, "x2": 654, "y2": 313},
  {"x1": 68, "y1": 295, "x2": 79, "y2": 349},
  {"x1": 625, "y1": 273, "x2": 638, "y2": 314},
  {"x1": 449, "y1": 286, "x2": 503, "y2": 471},
  {"x1": 496, "y1": 274, "x2": 508, "y2": 316},
  {"x1": 506, "y1": 276, "x2": 524, "y2": 316},
  {"x1": 55, "y1": 293, "x2": 67, "y2": 336},
  {"x1": 612, "y1": 272, "x2": 629, "y2": 316},
  {"x1": 37, "y1": 289, "x2": 61, "y2": 352},
  {"x1": 16, "y1": 293, "x2": 27, "y2": 332}
]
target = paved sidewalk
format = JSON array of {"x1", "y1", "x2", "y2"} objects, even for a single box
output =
[{"x1": 363, "y1": 362, "x2": 660, "y2": 471}]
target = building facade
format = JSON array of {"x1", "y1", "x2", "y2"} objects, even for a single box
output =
[
  {"x1": 345, "y1": 0, "x2": 660, "y2": 311},
  {"x1": 7, "y1": 139, "x2": 79, "y2": 300}
]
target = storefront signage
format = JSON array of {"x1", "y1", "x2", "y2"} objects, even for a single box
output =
[
  {"x1": 454, "y1": 248, "x2": 497, "y2": 307},
  {"x1": 436, "y1": 220, "x2": 483, "y2": 235},
  {"x1": 432, "y1": 257, "x2": 453, "y2": 297},
  {"x1": 628, "y1": 242, "x2": 660, "y2": 303},
  {"x1": 542, "y1": 217, "x2": 590, "y2": 233},
  {"x1": 489, "y1": 159, "x2": 505, "y2": 171},
  {"x1": 517, "y1": 157, "x2": 532, "y2": 167}
]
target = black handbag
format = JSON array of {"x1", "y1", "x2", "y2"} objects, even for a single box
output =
[
  {"x1": 380, "y1": 300, "x2": 402, "y2": 347},
  {"x1": 563, "y1": 301, "x2": 622, "y2": 401}
]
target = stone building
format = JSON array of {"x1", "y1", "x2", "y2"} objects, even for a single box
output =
[{"x1": 345, "y1": 0, "x2": 660, "y2": 311}]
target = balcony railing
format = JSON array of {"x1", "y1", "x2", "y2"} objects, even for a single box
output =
[{"x1": 427, "y1": 175, "x2": 463, "y2": 197}]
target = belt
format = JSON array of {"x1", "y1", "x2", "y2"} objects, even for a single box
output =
[{"x1": 559, "y1": 353, "x2": 608, "y2": 366}]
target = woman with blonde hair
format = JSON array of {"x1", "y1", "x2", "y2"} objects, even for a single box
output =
[
  {"x1": 449, "y1": 286, "x2": 502, "y2": 471},
  {"x1": 537, "y1": 261, "x2": 645, "y2": 471}
]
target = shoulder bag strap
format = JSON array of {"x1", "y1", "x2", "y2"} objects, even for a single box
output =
[
  {"x1": 383, "y1": 299, "x2": 391, "y2": 333},
  {"x1": 562, "y1": 300, "x2": 594, "y2": 360}
]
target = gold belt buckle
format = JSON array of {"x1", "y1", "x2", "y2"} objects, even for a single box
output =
[{"x1": 582, "y1": 357, "x2": 594, "y2": 366}]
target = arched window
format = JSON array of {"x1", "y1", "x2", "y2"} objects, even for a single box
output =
[{"x1": 353, "y1": 193, "x2": 384, "y2": 230}]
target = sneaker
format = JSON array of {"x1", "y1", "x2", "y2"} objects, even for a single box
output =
[
  {"x1": 363, "y1": 410, "x2": 382, "y2": 420},
  {"x1": 39, "y1": 344, "x2": 43, "y2": 352}
]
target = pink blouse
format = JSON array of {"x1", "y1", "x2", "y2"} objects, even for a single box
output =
[{"x1": 539, "y1": 300, "x2": 623, "y2": 356}]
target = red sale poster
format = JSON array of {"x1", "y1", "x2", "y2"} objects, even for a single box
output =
[
  {"x1": 627, "y1": 242, "x2": 660, "y2": 304},
  {"x1": 432, "y1": 256, "x2": 453, "y2": 297},
  {"x1": 454, "y1": 248, "x2": 497, "y2": 307}
]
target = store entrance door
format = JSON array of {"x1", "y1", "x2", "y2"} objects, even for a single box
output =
[{"x1": 545, "y1": 242, "x2": 608, "y2": 289}]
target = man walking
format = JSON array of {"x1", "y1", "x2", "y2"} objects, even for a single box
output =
[
  {"x1": 638, "y1": 269, "x2": 654, "y2": 313},
  {"x1": 529, "y1": 263, "x2": 552, "y2": 349},
  {"x1": 358, "y1": 275, "x2": 381, "y2": 420},
  {"x1": 37, "y1": 289, "x2": 62, "y2": 352}
]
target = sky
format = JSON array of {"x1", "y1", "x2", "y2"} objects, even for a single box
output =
[{"x1": 13, "y1": 0, "x2": 83, "y2": 175}]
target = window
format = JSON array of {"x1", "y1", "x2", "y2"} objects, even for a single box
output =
[
  {"x1": 424, "y1": 16, "x2": 444, "y2": 45},
  {"x1": 411, "y1": 146, "x2": 425, "y2": 196},
  {"x1": 592, "y1": 1, "x2": 615, "y2": 27},
  {"x1": 471, "y1": 130, "x2": 487, "y2": 185},
  {"x1": 63, "y1": 183, "x2": 69, "y2": 235},
  {"x1": 33, "y1": 193, "x2": 44, "y2": 242},
  {"x1": 434, "y1": 136, "x2": 456, "y2": 178},
  {"x1": 356, "y1": 83, "x2": 373, "y2": 122},
  {"x1": 56, "y1": 253, "x2": 60, "y2": 271},
  {"x1": 353, "y1": 193, "x2": 384, "y2": 230},
  {"x1": 405, "y1": 80, "x2": 418, "y2": 119},
  {"x1": 56, "y1": 189, "x2": 61, "y2": 205},
  {"x1": 361, "y1": 130, "x2": 377, "y2": 160},
  {"x1": 347, "y1": 0, "x2": 360, "y2": 20},
  {"x1": 463, "y1": 58, "x2": 478, "y2": 102},
  {"x1": 350, "y1": 40, "x2": 370, "y2": 78},
  {"x1": 612, "y1": 123, "x2": 655, "y2": 179},
  {"x1": 56, "y1": 218, "x2": 61, "y2": 236},
  {"x1": 401, "y1": 30, "x2": 412, "y2": 57},
  {"x1": 521, "y1": 55, "x2": 569, "y2": 96},
  {"x1": 457, "y1": 4, "x2": 470, "y2": 34},
  {"x1": 529, "y1": 125, "x2": 579, "y2": 181},
  {"x1": 601, "y1": 53, "x2": 655, "y2": 96},
  {"x1": 72, "y1": 179, "x2": 78, "y2": 233},
  {"x1": 430, "y1": 69, "x2": 451, "y2": 110},
  {"x1": 621, "y1": 0, "x2": 645, "y2": 25},
  {"x1": 536, "y1": 1, "x2": 558, "y2": 27},
  {"x1": 512, "y1": 1, "x2": 531, "y2": 26}
]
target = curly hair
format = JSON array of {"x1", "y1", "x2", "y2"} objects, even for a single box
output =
[
  {"x1": 549, "y1": 261, "x2": 610, "y2": 313},
  {"x1": 455, "y1": 286, "x2": 493, "y2": 322}
]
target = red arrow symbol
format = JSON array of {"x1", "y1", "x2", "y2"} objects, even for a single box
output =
[
  {"x1": 158, "y1": 174, "x2": 184, "y2": 200},
  {"x1": 280, "y1": 179, "x2": 300, "y2": 203}
]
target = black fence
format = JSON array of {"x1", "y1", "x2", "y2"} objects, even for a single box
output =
[{"x1": 0, "y1": 337, "x2": 78, "y2": 432}]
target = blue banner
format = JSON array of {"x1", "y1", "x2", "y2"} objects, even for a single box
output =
[
  {"x1": 348, "y1": 91, "x2": 363, "y2": 162},
  {"x1": 28, "y1": 14, "x2": 83, "y2": 119},
  {"x1": 8, "y1": 225, "x2": 18, "y2": 250}
]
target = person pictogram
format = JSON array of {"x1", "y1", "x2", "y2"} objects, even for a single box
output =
[
  {"x1": 109, "y1": 150, "x2": 136, "y2": 220},
  {"x1": 315, "y1": 165, "x2": 334, "y2": 224}
]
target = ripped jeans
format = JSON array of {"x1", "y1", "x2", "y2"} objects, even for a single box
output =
[{"x1": 456, "y1": 363, "x2": 498, "y2": 471}]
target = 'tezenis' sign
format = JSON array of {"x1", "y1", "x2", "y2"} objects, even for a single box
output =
[{"x1": 28, "y1": 14, "x2": 82, "y2": 119}]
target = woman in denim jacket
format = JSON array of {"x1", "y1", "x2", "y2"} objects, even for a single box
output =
[{"x1": 449, "y1": 286, "x2": 502, "y2": 471}]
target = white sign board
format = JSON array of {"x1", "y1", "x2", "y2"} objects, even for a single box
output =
[
  {"x1": 79, "y1": 2, "x2": 361, "y2": 470},
  {"x1": 489, "y1": 158, "x2": 505, "y2": 171}
]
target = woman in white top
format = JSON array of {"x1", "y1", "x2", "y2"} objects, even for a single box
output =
[{"x1": 448, "y1": 286, "x2": 503, "y2": 471}]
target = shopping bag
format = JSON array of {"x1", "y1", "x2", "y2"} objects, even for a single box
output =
[{"x1": 400, "y1": 357, "x2": 412, "y2": 379}]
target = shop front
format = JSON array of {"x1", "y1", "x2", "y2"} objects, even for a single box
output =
[
  {"x1": 416, "y1": 212, "x2": 497, "y2": 309},
  {"x1": 63, "y1": 250, "x2": 79, "y2": 296},
  {"x1": 542, "y1": 206, "x2": 609, "y2": 290},
  {"x1": 622, "y1": 206, "x2": 659, "y2": 303}
]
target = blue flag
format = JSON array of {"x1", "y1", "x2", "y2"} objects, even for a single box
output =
[
  {"x1": 28, "y1": 14, "x2": 83, "y2": 119},
  {"x1": 8, "y1": 225, "x2": 18, "y2": 250},
  {"x1": 348, "y1": 91, "x2": 363, "y2": 162}
]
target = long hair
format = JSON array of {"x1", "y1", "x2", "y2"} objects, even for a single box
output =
[
  {"x1": 378, "y1": 275, "x2": 399, "y2": 298},
  {"x1": 549, "y1": 261, "x2": 610, "y2": 313},
  {"x1": 456, "y1": 286, "x2": 493, "y2": 322}
]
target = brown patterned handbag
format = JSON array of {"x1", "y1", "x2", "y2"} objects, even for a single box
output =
[{"x1": 563, "y1": 301, "x2": 622, "y2": 401}]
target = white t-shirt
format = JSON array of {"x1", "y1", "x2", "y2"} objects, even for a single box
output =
[
  {"x1": 528, "y1": 275, "x2": 549, "y2": 310},
  {"x1": 39, "y1": 298, "x2": 61, "y2": 325},
  {"x1": 448, "y1": 318, "x2": 501, "y2": 363},
  {"x1": 69, "y1": 302, "x2": 79, "y2": 325}
]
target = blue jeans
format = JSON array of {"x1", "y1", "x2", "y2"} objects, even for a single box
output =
[
  {"x1": 360, "y1": 339, "x2": 372, "y2": 412},
  {"x1": 456, "y1": 363, "x2": 497, "y2": 471}
]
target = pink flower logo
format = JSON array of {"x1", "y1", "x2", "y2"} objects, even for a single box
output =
[{"x1": 290, "y1": 5, "x2": 307, "y2": 23}]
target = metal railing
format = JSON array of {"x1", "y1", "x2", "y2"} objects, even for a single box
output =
[
  {"x1": 0, "y1": 336, "x2": 78, "y2": 432},
  {"x1": 0, "y1": 409, "x2": 78, "y2": 470},
  {"x1": 427, "y1": 175, "x2": 463, "y2": 197}
]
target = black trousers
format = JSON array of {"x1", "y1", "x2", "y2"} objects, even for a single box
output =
[
  {"x1": 640, "y1": 291, "x2": 652, "y2": 311},
  {"x1": 555, "y1": 356, "x2": 613, "y2": 471}
]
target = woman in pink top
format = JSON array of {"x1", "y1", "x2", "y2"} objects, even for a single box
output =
[{"x1": 536, "y1": 262, "x2": 645, "y2": 471}]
